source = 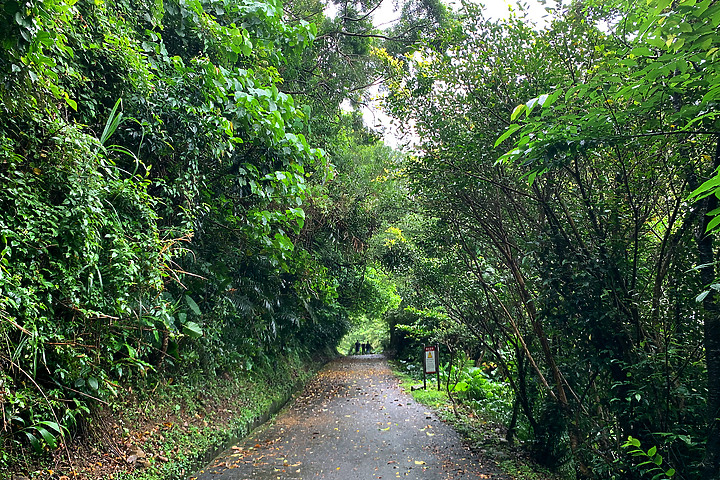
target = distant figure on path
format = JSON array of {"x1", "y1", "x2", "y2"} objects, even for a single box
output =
[
  {"x1": 366, "y1": 342, "x2": 372, "y2": 354},
  {"x1": 355, "y1": 340, "x2": 361, "y2": 355},
  {"x1": 361, "y1": 342, "x2": 367, "y2": 355}
]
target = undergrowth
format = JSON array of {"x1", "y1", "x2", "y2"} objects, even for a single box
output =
[
  {"x1": 390, "y1": 360, "x2": 558, "y2": 480},
  {"x1": 6, "y1": 352, "x2": 331, "y2": 480}
]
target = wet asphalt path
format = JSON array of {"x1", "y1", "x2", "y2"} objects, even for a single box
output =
[{"x1": 193, "y1": 355, "x2": 504, "y2": 480}]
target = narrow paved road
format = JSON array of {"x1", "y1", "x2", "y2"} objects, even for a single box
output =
[{"x1": 194, "y1": 355, "x2": 505, "y2": 479}]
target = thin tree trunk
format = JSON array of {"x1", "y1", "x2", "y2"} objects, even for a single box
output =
[
  {"x1": 507, "y1": 396, "x2": 519, "y2": 445},
  {"x1": 157, "y1": 330, "x2": 169, "y2": 369}
]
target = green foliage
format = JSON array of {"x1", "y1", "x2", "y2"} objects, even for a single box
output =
[
  {"x1": 0, "y1": 0, "x2": 363, "y2": 469},
  {"x1": 337, "y1": 314, "x2": 388, "y2": 355},
  {"x1": 0, "y1": 115, "x2": 168, "y2": 456},
  {"x1": 381, "y1": 0, "x2": 719, "y2": 477},
  {"x1": 623, "y1": 436, "x2": 676, "y2": 480},
  {"x1": 337, "y1": 266, "x2": 400, "y2": 354},
  {"x1": 351, "y1": 267, "x2": 401, "y2": 320},
  {"x1": 498, "y1": 0, "x2": 720, "y2": 178},
  {"x1": 451, "y1": 365, "x2": 506, "y2": 402},
  {"x1": 447, "y1": 363, "x2": 515, "y2": 427}
]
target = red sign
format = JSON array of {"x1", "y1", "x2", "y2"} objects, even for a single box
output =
[{"x1": 424, "y1": 345, "x2": 438, "y2": 374}]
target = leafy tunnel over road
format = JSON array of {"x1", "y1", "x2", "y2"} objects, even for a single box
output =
[{"x1": 193, "y1": 355, "x2": 506, "y2": 479}]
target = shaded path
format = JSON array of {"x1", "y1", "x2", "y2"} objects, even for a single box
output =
[{"x1": 193, "y1": 355, "x2": 505, "y2": 479}]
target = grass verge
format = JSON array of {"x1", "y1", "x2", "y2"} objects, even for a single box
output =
[{"x1": 390, "y1": 360, "x2": 559, "y2": 480}]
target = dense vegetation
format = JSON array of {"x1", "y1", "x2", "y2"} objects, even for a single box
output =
[
  {"x1": 381, "y1": 1, "x2": 720, "y2": 479},
  {"x1": 0, "y1": 0, "x2": 418, "y2": 472},
  {"x1": 2, "y1": 0, "x2": 720, "y2": 479}
]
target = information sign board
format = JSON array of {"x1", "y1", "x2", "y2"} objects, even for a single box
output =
[{"x1": 424, "y1": 345, "x2": 438, "y2": 374}]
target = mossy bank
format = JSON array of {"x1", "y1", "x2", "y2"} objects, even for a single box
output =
[{"x1": 5, "y1": 352, "x2": 332, "y2": 480}]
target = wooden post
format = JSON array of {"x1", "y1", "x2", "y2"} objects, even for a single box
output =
[
  {"x1": 435, "y1": 344, "x2": 441, "y2": 391},
  {"x1": 423, "y1": 345, "x2": 427, "y2": 390}
]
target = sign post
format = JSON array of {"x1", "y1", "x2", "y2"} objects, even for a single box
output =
[{"x1": 423, "y1": 345, "x2": 440, "y2": 390}]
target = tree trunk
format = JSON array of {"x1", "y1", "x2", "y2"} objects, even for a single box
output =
[
  {"x1": 506, "y1": 396, "x2": 519, "y2": 445},
  {"x1": 157, "y1": 329, "x2": 170, "y2": 369}
]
